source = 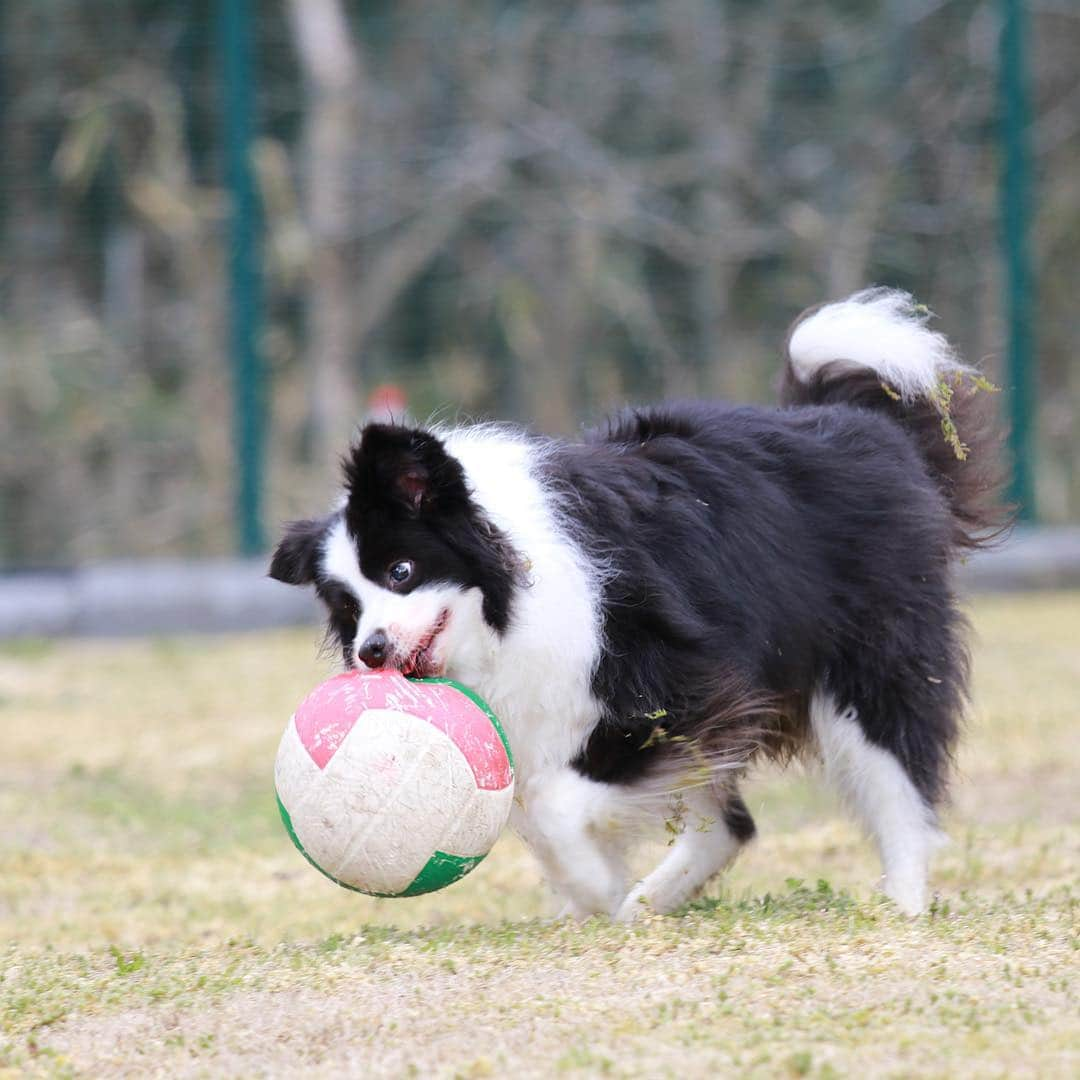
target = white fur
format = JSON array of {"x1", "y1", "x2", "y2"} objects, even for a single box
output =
[
  {"x1": 787, "y1": 288, "x2": 970, "y2": 402},
  {"x1": 321, "y1": 426, "x2": 618, "y2": 911},
  {"x1": 321, "y1": 518, "x2": 464, "y2": 669},
  {"x1": 810, "y1": 690, "x2": 944, "y2": 915},
  {"x1": 320, "y1": 428, "x2": 609, "y2": 778},
  {"x1": 439, "y1": 427, "x2": 607, "y2": 783},
  {"x1": 615, "y1": 787, "x2": 745, "y2": 921},
  {"x1": 318, "y1": 421, "x2": 950, "y2": 920},
  {"x1": 511, "y1": 765, "x2": 749, "y2": 920},
  {"x1": 514, "y1": 767, "x2": 630, "y2": 918},
  {"x1": 438, "y1": 429, "x2": 634, "y2": 909}
]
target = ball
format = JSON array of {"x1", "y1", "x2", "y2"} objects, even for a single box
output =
[{"x1": 274, "y1": 670, "x2": 514, "y2": 897}]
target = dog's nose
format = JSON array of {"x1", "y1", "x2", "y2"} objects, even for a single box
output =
[{"x1": 357, "y1": 630, "x2": 389, "y2": 669}]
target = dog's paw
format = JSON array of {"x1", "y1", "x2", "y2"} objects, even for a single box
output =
[
  {"x1": 881, "y1": 874, "x2": 927, "y2": 916},
  {"x1": 552, "y1": 894, "x2": 624, "y2": 923},
  {"x1": 613, "y1": 883, "x2": 659, "y2": 923},
  {"x1": 551, "y1": 899, "x2": 593, "y2": 923}
]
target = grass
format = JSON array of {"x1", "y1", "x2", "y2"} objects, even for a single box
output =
[{"x1": 1, "y1": 593, "x2": 1077, "y2": 1078}]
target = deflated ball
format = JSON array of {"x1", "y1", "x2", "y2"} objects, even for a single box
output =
[{"x1": 275, "y1": 670, "x2": 514, "y2": 897}]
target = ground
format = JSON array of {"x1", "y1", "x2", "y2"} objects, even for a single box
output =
[{"x1": 0, "y1": 593, "x2": 1077, "y2": 1079}]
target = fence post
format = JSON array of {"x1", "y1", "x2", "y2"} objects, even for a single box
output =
[
  {"x1": 999, "y1": 0, "x2": 1036, "y2": 521},
  {"x1": 221, "y1": 0, "x2": 266, "y2": 554}
]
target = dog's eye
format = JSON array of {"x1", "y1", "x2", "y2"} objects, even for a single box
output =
[{"x1": 388, "y1": 560, "x2": 415, "y2": 588}]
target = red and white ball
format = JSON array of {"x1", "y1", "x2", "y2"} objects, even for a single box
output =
[{"x1": 275, "y1": 671, "x2": 514, "y2": 897}]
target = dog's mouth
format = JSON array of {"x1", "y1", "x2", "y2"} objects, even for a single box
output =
[{"x1": 401, "y1": 609, "x2": 450, "y2": 678}]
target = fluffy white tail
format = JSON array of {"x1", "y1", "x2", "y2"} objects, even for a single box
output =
[
  {"x1": 780, "y1": 287, "x2": 1007, "y2": 551},
  {"x1": 786, "y1": 288, "x2": 969, "y2": 402}
]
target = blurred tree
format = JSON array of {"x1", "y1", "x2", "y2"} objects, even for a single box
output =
[
  {"x1": 1, "y1": 0, "x2": 1077, "y2": 564},
  {"x1": 288, "y1": 0, "x2": 364, "y2": 472}
]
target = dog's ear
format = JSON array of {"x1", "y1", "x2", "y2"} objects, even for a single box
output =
[
  {"x1": 268, "y1": 516, "x2": 332, "y2": 585},
  {"x1": 343, "y1": 424, "x2": 468, "y2": 517}
]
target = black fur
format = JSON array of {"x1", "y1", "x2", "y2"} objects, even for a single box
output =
[
  {"x1": 271, "y1": 339, "x2": 1006, "y2": 821},
  {"x1": 315, "y1": 577, "x2": 362, "y2": 664},
  {"x1": 268, "y1": 516, "x2": 334, "y2": 586},
  {"x1": 342, "y1": 425, "x2": 521, "y2": 633},
  {"x1": 556, "y1": 398, "x2": 994, "y2": 807},
  {"x1": 269, "y1": 426, "x2": 522, "y2": 661},
  {"x1": 778, "y1": 358, "x2": 1010, "y2": 550},
  {"x1": 269, "y1": 516, "x2": 359, "y2": 665},
  {"x1": 722, "y1": 795, "x2": 757, "y2": 844}
]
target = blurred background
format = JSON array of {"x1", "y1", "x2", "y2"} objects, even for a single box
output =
[
  {"x1": 3, "y1": 14, "x2": 1077, "y2": 1070},
  {"x1": 1, "y1": 0, "x2": 1078, "y2": 577}
]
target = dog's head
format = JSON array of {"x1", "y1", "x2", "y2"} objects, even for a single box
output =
[{"x1": 270, "y1": 424, "x2": 520, "y2": 676}]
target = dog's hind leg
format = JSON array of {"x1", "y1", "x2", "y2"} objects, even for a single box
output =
[
  {"x1": 613, "y1": 787, "x2": 755, "y2": 922},
  {"x1": 810, "y1": 691, "x2": 945, "y2": 915}
]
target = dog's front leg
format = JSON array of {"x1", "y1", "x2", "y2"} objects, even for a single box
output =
[
  {"x1": 513, "y1": 766, "x2": 629, "y2": 919},
  {"x1": 614, "y1": 788, "x2": 754, "y2": 921}
]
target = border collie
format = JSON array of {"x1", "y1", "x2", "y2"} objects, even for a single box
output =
[{"x1": 270, "y1": 289, "x2": 1006, "y2": 918}]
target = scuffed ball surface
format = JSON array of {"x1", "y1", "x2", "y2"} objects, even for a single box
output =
[{"x1": 274, "y1": 671, "x2": 514, "y2": 896}]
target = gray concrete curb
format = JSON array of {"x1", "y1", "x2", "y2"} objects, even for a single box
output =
[
  {"x1": 0, "y1": 559, "x2": 319, "y2": 638},
  {"x1": 956, "y1": 526, "x2": 1080, "y2": 592},
  {"x1": 1, "y1": 528, "x2": 1078, "y2": 639}
]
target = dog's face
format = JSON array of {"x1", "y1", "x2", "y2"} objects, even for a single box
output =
[{"x1": 270, "y1": 424, "x2": 519, "y2": 676}]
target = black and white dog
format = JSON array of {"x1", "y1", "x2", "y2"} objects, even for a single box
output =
[{"x1": 270, "y1": 289, "x2": 1006, "y2": 918}]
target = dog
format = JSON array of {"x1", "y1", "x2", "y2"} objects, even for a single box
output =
[{"x1": 270, "y1": 289, "x2": 1007, "y2": 918}]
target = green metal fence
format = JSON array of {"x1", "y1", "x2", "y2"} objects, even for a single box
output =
[
  {"x1": 221, "y1": 0, "x2": 265, "y2": 554},
  {"x1": 2, "y1": 0, "x2": 1072, "y2": 565}
]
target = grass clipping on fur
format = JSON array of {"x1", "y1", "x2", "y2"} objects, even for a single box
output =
[
  {"x1": 882, "y1": 371, "x2": 1000, "y2": 460},
  {"x1": 1, "y1": 593, "x2": 1078, "y2": 1078}
]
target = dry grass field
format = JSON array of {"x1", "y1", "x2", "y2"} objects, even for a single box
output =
[{"x1": 1, "y1": 593, "x2": 1077, "y2": 1078}]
